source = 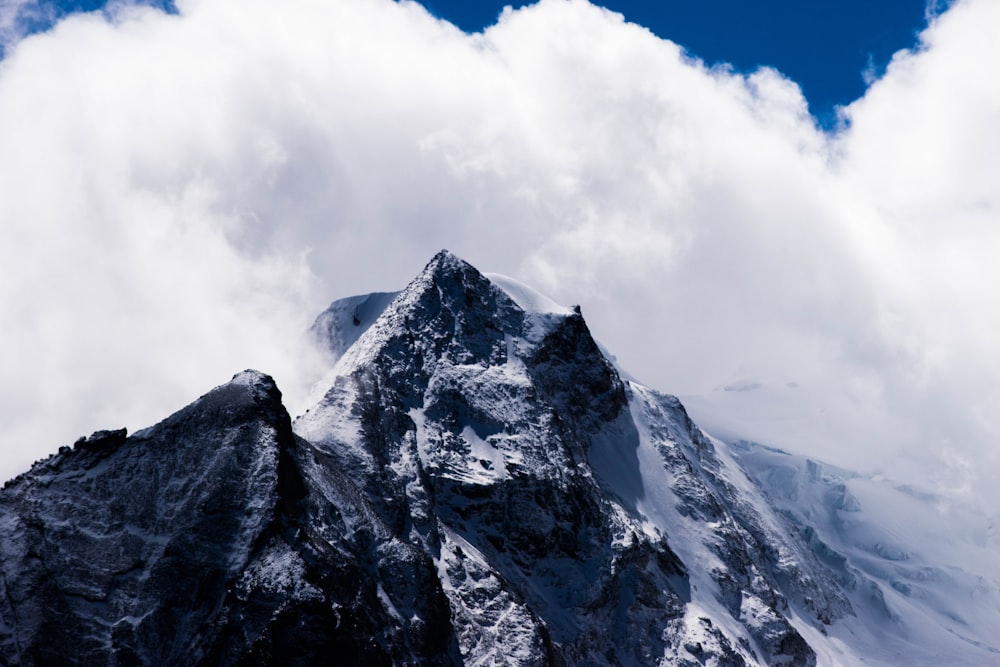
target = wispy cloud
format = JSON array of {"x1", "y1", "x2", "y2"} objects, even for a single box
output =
[{"x1": 0, "y1": 0, "x2": 53, "y2": 53}]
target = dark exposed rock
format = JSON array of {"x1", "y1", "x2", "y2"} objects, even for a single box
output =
[
  {"x1": 0, "y1": 371, "x2": 458, "y2": 666},
  {"x1": 0, "y1": 251, "x2": 845, "y2": 666},
  {"x1": 73, "y1": 428, "x2": 128, "y2": 452},
  {"x1": 1, "y1": 371, "x2": 288, "y2": 665}
]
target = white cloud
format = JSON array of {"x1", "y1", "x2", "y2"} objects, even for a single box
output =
[{"x1": 0, "y1": 0, "x2": 997, "y2": 512}]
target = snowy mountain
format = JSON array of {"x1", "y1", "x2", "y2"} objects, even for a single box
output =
[{"x1": 1, "y1": 250, "x2": 997, "y2": 665}]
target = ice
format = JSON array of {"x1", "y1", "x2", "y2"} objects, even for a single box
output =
[
  {"x1": 728, "y1": 438, "x2": 1000, "y2": 665},
  {"x1": 483, "y1": 272, "x2": 574, "y2": 316},
  {"x1": 461, "y1": 425, "x2": 507, "y2": 479},
  {"x1": 310, "y1": 291, "x2": 400, "y2": 359}
]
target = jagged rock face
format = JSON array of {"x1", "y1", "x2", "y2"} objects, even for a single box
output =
[
  {"x1": 0, "y1": 371, "x2": 290, "y2": 665},
  {"x1": 297, "y1": 252, "x2": 698, "y2": 665},
  {"x1": 294, "y1": 251, "x2": 831, "y2": 665},
  {"x1": 1, "y1": 250, "x2": 852, "y2": 666},
  {"x1": 0, "y1": 372, "x2": 456, "y2": 666}
]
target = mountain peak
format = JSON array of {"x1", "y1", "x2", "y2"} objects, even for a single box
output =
[
  {"x1": 294, "y1": 252, "x2": 836, "y2": 664},
  {"x1": 411, "y1": 249, "x2": 510, "y2": 313},
  {"x1": 303, "y1": 252, "x2": 617, "y2": 442},
  {"x1": 425, "y1": 247, "x2": 469, "y2": 275},
  {"x1": 328, "y1": 250, "x2": 526, "y2": 378},
  {"x1": 6, "y1": 251, "x2": 991, "y2": 665},
  {"x1": 312, "y1": 252, "x2": 579, "y2": 373},
  {"x1": 404, "y1": 249, "x2": 485, "y2": 302}
]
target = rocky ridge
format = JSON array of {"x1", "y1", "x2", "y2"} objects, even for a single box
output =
[{"x1": 0, "y1": 250, "x2": 957, "y2": 666}]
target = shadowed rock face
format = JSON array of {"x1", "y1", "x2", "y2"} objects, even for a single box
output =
[
  {"x1": 0, "y1": 371, "x2": 291, "y2": 665},
  {"x1": 0, "y1": 251, "x2": 830, "y2": 666},
  {"x1": 0, "y1": 371, "x2": 456, "y2": 666}
]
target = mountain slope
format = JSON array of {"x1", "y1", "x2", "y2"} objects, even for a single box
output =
[
  {"x1": 294, "y1": 251, "x2": 844, "y2": 665},
  {"x1": 0, "y1": 371, "x2": 291, "y2": 664},
  {"x1": 1, "y1": 250, "x2": 993, "y2": 665},
  {"x1": 0, "y1": 372, "x2": 457, "y2": 666},
  {"x1": 727, "y1": 438, "x2": 1000, "y2": 666}
]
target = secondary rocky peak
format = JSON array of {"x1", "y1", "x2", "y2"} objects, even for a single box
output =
[{"x1": 0, "y1": 370, "x2": 298, "y2": 665}]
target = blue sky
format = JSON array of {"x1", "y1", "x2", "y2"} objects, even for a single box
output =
[{"x1": 421, "y1": 0, "x2": 939, "y2": 125}]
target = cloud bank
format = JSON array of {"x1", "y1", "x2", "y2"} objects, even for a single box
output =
[{"x1": 1, "y1": 0, "x2": 998, "y2": 513}]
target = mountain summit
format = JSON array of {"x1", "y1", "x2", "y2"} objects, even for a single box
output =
[{"x1": 1, "y1": 251, "x2": 996, "y2": 666}]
